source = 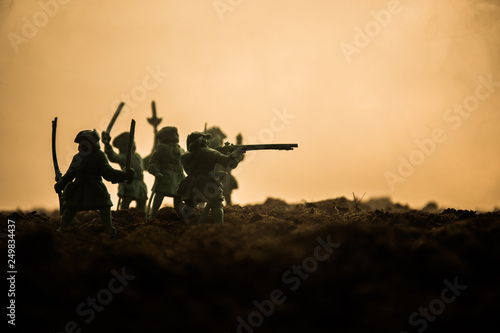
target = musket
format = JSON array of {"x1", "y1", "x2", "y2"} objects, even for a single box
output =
[
  {"x1": 125, "y1": 119, "x2": 136, "y2": 177},
  {"x1": 145, "y1": 178, "x2": 159, "y2": 218},
  {"x1": 51, "y1": 117, "x2": 64, "y2": 214},
  {"x1": 105, "y1": 102, "x2": 125, "y2": 134},
  {"x1": 216, "y1": 143, "x2": 298, "y2": 154}
]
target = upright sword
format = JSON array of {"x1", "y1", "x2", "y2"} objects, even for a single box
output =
[{"x1": 51, "y1": 117, "x2": 64, "y2": 214}]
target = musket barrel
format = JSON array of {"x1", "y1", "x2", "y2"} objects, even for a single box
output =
[
  {"x1": 216, "y1": 143, "x2": 298, "y2": 154},
  {"x1": 240, "y1": 144, "x2": 298, "y2": 151},
  {"x1": 125, "y1": 119, "x2": 136, "y2": 170},
  {"x1": 106, "y1": 102, "x2": 125, "y2": 133},
  {"x1": 51, "y1": 117, "x2": 62, "y2": 181}
]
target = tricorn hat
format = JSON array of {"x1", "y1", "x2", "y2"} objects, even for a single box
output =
[
  {"x1": 74, "y1": 129, "x2": 100, "y2": 147},
  {"x1": 186, "y1": 131, "x2": 211, "y2": 151},
  {"x1": 112, "y1": 132, "x2": 130, "y2": 149}
]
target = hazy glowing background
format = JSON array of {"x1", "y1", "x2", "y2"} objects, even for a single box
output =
[{"x1": 1, "y1": 0, "x2": 499, "y2": 211}]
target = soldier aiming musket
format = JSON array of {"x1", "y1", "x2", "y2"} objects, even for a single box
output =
[
  {"x1": 206, "y1": 126, "x2": 243, "y2": 206},
  {"x1": 177, "y1": 131, "x2": 298, "y2": 225}
]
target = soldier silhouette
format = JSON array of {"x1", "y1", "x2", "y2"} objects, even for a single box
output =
[
  {"x1": 102, "y1": 131, "x2": 148, "y2": 211},
  {"x1": 206, "y1": 126, "x2": 242, "y2": 206},
  {"x1": 177, "y1": 131, "x2": 244, "y2": 224},
  {"x1": 54, "y1": 130, "x2": 135, "y2": 234},
  {"x1": 147, "y1": 126, "x2": 185, "y2": 218}
]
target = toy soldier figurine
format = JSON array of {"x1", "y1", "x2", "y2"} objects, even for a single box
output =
[
  {"x1": 147, "y1": 126, "x2": 185, "y2": 218},
  {"x1": 54, "y1": 130, "x2": 135, "y2": 234},
  {"x1": 206, "y1": 126, "x2": 242, "y2": 206},
  {"x1": 101, "y1": 131, "x2": 148, "y2": 211},
  {"x1": 177, "y1": 131, "x2": 244, "y2": 224}
]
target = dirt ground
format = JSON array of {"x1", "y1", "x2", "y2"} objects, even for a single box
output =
[{"x1": 2, "y1": 197, "x2": 500, "y2": 333}]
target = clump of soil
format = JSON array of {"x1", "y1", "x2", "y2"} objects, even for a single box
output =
[{"x1": 2, "y1": 197, "x2": 499, "y2": 333}]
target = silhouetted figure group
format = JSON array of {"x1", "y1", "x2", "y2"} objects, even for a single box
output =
[{"x1": 53, "y1": 101, "x2": 266, "y2": 232}]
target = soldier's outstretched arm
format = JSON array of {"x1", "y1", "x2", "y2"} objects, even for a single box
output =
[
  {"x1": 211, "y1": 149, "x2": 243, "y2": 170},
  {"x1": 101, "y1": 131, "x2": 125, "y2": 164},
  {"x1": 98, "y1": 151, "x2": 133, "y2": 183},
  {"x1": 54, "y1": 155, "x2": 78, "y2": 192}
]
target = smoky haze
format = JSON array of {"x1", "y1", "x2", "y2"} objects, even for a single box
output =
[{"x1": 0, "y1": 0, "x2": 499, "y2": 211}]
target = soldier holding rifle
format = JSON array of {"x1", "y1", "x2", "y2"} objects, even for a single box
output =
[
  {"x1": 177, "y1": 133, "x2": 298, "y2": 224},
  {"x1": 53, "y1": 124, "x2": 135, "y2": 234},
  {"x1": 177, "y1": 131, "x2": 245, "y2": 224},
  {"x1": 206, "y1": 126, "x2": 242, "y2": 206},
  {"x1": 100, "y1": 102, "x2": 147, "y2": 211},
  {"x1": 102, "y1": 131, "x2": 148, "y2": 211}
]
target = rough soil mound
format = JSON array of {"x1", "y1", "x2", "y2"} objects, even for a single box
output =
[{"x1": 2, "y1": 197, "x2": 499, "y2": 333}]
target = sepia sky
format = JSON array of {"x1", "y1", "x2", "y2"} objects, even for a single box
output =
[{"x1": 1, "y1": 0, "x2": 499, "y2": 211}]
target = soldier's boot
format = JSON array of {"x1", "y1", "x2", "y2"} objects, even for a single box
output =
[
  {"x1": 57, "y1": 207, "x2": 76, "y2": 231},
  {"x1": 100, "y1": 208, "x2": 117, "y2": 234},
  {"x1": 211, "y1": 200, "x2": 224, "y2": 224}
]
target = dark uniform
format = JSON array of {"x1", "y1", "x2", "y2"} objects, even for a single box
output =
[
  {"x1": 147, "y1": 127, "x2": 185, "y2": 217},
  {"x1": 103, "y1": 132, "x2": 148, "y2": 211},
  {"x1": 55, "y1": 130, "x2": 134, "y2": 234},
  {"x1": 177, "y1": 131, "x2": 243, "y2": 224},
  {"x1": 206, "y1": 126, "x2": 240, "y2": 206}
]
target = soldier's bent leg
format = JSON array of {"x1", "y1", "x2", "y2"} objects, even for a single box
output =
[
  {"x1": 136, "y1": 199, "x2": 147, "y2": 212},
  {"x1": 58, "y1": 207, "x2": 77, "y2": 231},
  {"x1": 100, "y1": 208, "x2": 117, "y2": 234},
  {"x1": 150, "y1": 193, "x2": 164, "y2": 218},
  {"x1": 121, "y1": 197, "x2": 132, "y2": 210},
  {"x1": 211, "y1": 199, "x2": 224, "y2": 224}
]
